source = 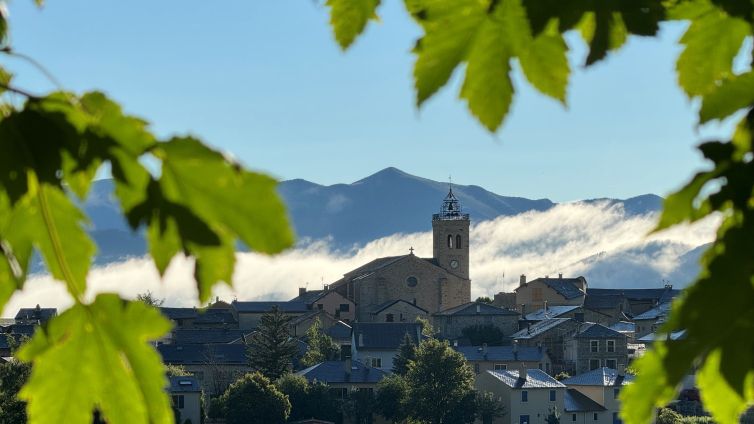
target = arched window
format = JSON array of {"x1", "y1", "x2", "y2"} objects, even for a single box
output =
[
  {"x1": 456, "y1": 234, "x2": 462, "y2": 249},
  {"x1": 447, "y1": 235, "x2": 453, "y2": 248}
]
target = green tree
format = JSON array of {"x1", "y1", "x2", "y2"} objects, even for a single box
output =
[
  {"x1": 165, "y1": 364, "x2": 191, "y2": 377},
  {"x1": 375, "y1": 374, "x2": 410, "y2": 423},
  {"x1": 475, "y1": 296, "x2": 493, "y2": 304},
  {"x1": 276, "y1": 374, "x2": 341, "y2": 423},
  {"x1": 218, "y1": 372, "x2": 290, "y2": 424},
  {"x1": 392, "y1": 333, "x2": 417, "y2": 375},
  {"x1": 342, "y1": 389, "x2": 377, "y2": 424},
  {"x1": 475, "y1": 391, "x2": 505, "y2": 424},
  {"x1": 246, "y1": 306, "x2": 298, "y2": 380},
  {"x1": 461, "y1": 324, "x2": 505, "y2": 346},
  {"x1": 0, "y1": 360, "x2": 31, "y2": 424},
  {"x1": 545, "y1": 407, "x2": 561, "y2": 424},
  {"x1": 657, "y1": 408, "x2": 682, "y2": 424},
  {"x1": 300, "y1": 317, "x2": 340, "y2": 367},
  {"x1": 405, "y1": 338, "x2": 476, "y2": 424},
  {"x1": 136, "y1": 291, "x2": 164, "y2": 307}
]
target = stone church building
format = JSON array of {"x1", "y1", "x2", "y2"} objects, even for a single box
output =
[{"x1": 330, "y1": 188, "x2": 472, "y2": 321}]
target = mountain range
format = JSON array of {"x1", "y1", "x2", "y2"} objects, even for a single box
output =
[{"x1": 80, "y1": 167, "x2": 665, "y2": 263}]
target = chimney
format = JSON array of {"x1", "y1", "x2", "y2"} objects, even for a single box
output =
[
  {"x1": 618, "y1": 363, "x2": 626, "y2": 375},
  {"x1": 558, "y1": 273, "x2": 563, "y2": 279},
  {"x1": 519, "y1": 363, "x2": 528, "y2": 380},
  {"x1": 521, "y1": 304, "x2": 526, "y2": 316},
  {"x1": 358, "y1": 333, "x2": 364, "y2": 348},
  {"x1": 544, "y1": 300, "x2": 548, "y2": 314},
  {"x1": 476, "y1": 304, "x2": 481, "y2": 314},
  {"x1": 519, "y1": 274, "x2": 527, "y2": 287},
  {"x1": 343, "y1": 357, "x2": 353, "y2": 375},
  {"x1": 513, "y1": 340, "x2": 519, "y2": 360},
  {"x1": 453, "y1": 340, "x2": 458, "y2": 347},
  {"x1": 299, "y1": 287, "x2": 307, "y2": 296},
  {"x1": 482, "y1": 343, "x2": 488, "y2": 356}
]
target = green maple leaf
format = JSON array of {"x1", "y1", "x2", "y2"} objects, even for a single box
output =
[
  {"x1": 17, "y1": 294, "x2": 173, "y2": 424},
  {"x1": 327, "y1": 0, "x2": 381, "y2": 50}
]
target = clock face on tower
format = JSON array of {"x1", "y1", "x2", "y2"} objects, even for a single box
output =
[{"x1": 450, "y1": 260, "x2": 459, "y2": 269}]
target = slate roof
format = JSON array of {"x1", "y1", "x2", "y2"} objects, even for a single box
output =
[
  {"x1": 633, "y1": 302, "x2": 672, "y2": 321},
  {"x1": 525, "y1": 305, "x2": 580, "y2": 321},
  {"x1": 172, "y1": 329, "x2": 245, "y2": 344},
  {"x1": 563, "y1": 367, "x2": 635, "y2": 386},
  {"x1": 231, "y1": 301, "x2": 309, "y2": 313},
  {"x1": 370, "y1": 299, "x2": 429, "y2": 315},
  {"x1": 583, "y1": 294, "x2": 625, "y2": 310},
  {"x1": 160, "y1": 307, "x2": 198, "y2": 320},
  {"x1": 7, "y1": 324, "x2": 36, "y2": 337},
  {"x1": 158, "y1": 344, "x2": 248, "y2": 365},
  {"x1": 587, "y1": 287, "x2": 679, "y2": 302},
  {"x1": 434, "y1": 302, "x2": 519, "y2": 317},
  {"x1": 575, "y1": 323, "x2": 625, "y2": 339},
  {"x1": 519, "y1": 277, "x2": 586, "y2": 300},
  {"x1": 511, "y1": 318, "x2": 574, "y2": 340},
  {"x1": 194, "y1": 309, "x2": 237, "y2": 326},
  {"x1": 565, "y1": 388, "x2": 606, "y2": 412},
  {"x1": 297, "y1": 360, "x2": 387, "y2": 384},
  {"x1": 352, "y1": 322, "x2": 421, "y2": 350},
  {"x1": 454, "y1": 345, "x2": 545, "y2": 362},
  {"x1": 346, "y1": 256, "x2": 406, "y2": 281},
  {"x1": 637, "y1": 330, "x2": 686, "y2": 343},
  {"x1": 168, "y1": 375, "x2": 202, "y2": 393},
  {"x1": 15, "y1": 307, "x2": 56, "y2": 322},
  {"x1": 325, "y1": 321, "x2": 352, "y2": 340},
  {"x1": 289, "y1": 290, "x2": 326, "y2": 304},
  {"x1": 487, "y1": 369, "x2": 565, "y2": 389}
]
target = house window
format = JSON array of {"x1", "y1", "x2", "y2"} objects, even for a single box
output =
[
  {"x1": 172, "y1": 395, "x2": 184, "y2": 409},
  {"x1": 594, "y1": 413, "x2": 599, "y2": 421},
  {"x1": 614, "y1": 388, "x2": 620, "y2": 399},
  {"x1": 606, "y1": 359, "x2": 617, "y2": 369},
  {"x1": 340, "y1": 304, "x2": 350, "y2": 312},
  {"x1": 590, "y1": 340, "x2": 599, "y2": 353},
  {"x1": 331, "y1": 387, "x2": 348, "y2": 398},
  {"x1": 386, "y1": 314, "x2": 394, "y2": 322},
  {"x1": 456, "y1": 234, "x2": 462, "y2": 249},
  {"x1": 607, "y1": 340, "x2": 615, "y2": 353},
  {"x1": 572, "y1": 414, "x2": 577, "y2": 422},
  {"x1": 494, "y1": 364, "x2": 507, "y2": 371},
  {"x1": 521, "y1": 391, "x2": 528, "y2": 402},
  {"x1": 590, "y1": 359, "x2": 601, "y2": 370},
  {"x1": 613, "y1": 412, "x2": 620, "y2": 424},
  {"x1": 520, "y1": 415, "x2": 530, "y2": 424},
  {"x1": 533, "y1": 288, "x2": 543, "y2": 301},
  {"x1": 550, "y1": 390, "x2": 556, "y2": 401},
  {"x1": 371, "y1": 358, "x2": 382, "y2": 368},
  {"x1": 474, "y1": 363, "x2": 480, "y2": 374}
]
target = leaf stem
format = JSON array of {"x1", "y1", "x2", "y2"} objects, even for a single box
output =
[{"x1": 0, "y1": 81, "x2": 41, "y2": 100}]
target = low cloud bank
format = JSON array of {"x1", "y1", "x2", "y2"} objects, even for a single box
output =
[{"x1": 2, "y1": 202, "x2": 718, "y2": 316}]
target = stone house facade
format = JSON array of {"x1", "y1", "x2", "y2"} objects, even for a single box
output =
[
  {"x1": 475, "y1": 368, "x2": 566, "y2": 424},
  {"x1": 512, "y1": 318, "x2": 582, "y2": 374},
  {"x1": 368, "y1": 299, "x2": 429, "y2": 323},
  {"x1": 515, "y1": 276, "x2": 587, "y2": 314},
  {"x1": 433, "y1": 301, "x2": 520, "y2": 340},
  {"x1": 564, "y1": 324, "x2": 629, "y2": 375}
]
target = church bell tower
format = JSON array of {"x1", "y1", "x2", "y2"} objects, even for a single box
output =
[{"x1": 432, "y1": 186, "x2": 470, "y2": 280}]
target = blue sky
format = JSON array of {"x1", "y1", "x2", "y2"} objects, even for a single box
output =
[{"x1": 5, "y1": 0, "x2": 737, "y2": 201}]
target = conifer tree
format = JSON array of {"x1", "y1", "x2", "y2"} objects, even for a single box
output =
[
  {"x1": 246, "y1": 306, "x2": 298, "y2": 379},
  {"x1": 392, "y1": 332, "x2": 417, "y2": 375}
]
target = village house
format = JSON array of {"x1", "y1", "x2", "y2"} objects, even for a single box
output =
[
  {"x1": 291, "y1": 288, "x2": 356, "y2": 322},
  {"x1": 565, "y1": 388, "x2": 609, "y2": 424},
  {"x1": 564, "y1": 323, "x2": 629, "y2": 374},
  {"x1": 351, "y1": 322, "x2": 422, "y2": 371},
  {"x1": 632, "y1": 301, "x2": 671, "y2": 339},
  {"x1": 563, "y1": 367, "x2": 635, "y2": 424},
  {"x1": 169, "y1": 375, "x2": 202, "y2": 424},
  {"x1": 433, "y1": 301, "x2": 520, "y2": 340},
  {"x1": 296, "y1": 358, "x2": 388, "y2": 396},
  {"x1": 289, "y1": 309, "x2": 339, "y2": 338},
  {"x1": 454, "y1": 343, "x2": 552, "y2": 377},
  {"x1": 511, "y1": 318, "x2": 582, "y2": 374},
  {"x1": 231, "y1": 301, "x2": 310, "y2": 330},
  {"x1": 476, "y1": 367, "x2": 566, "y2": 424},
  {"x1": 515, "y1": 275, "x2": 587, "y2": 313},
  {"x1": 158, "y1": 344, "x2": 250, "y2": 396},
  {"x1": 368, "y1": 299, "x2": 429, "y2": 323}
]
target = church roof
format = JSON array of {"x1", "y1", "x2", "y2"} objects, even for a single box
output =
[{"x1": 435, "y1": 302, "x2": 519, "y2": 317}]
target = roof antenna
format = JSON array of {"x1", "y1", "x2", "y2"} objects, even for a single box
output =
[{"x1": 449, "y1": 175, "x2": 453, "y2": 194}]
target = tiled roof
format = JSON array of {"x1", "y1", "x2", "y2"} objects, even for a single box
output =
[
  {"x1": 14, "y1": 307, "x2": 56, "y2": 322},
  {"x1": 562, "y1": 367, "x2": 635, "y2": 386},
  {"x1": 511, "y1": 318, "x2": 574, "y2": 340},
  {"x1": 370, "y1": 299, "x2": 429, "y2": 315},
  {"x1": 633, "y1": 302, "x2": 672, "y2": 321},
  {"x1": 454, "y1": 345, "x2": 545, "y2": 362},
  {"x1": 172, "y1": 329, "x2": 245, "y2": 344},
  {"x1": 297, "y1": 360, "x2": 387, "y2": 384},
  {"x1": 487, "y1": 369, "x2": 565, "y2": 389},
  {"x1": 434, "y1": 302, "x2": 519, "y2": 317},
  {"x1": 325, "y1": 321, "x2": 352, "y2": 340},
  {"x1": 565, "y1": 388, "x2": 606, "y2": 412},
  {"x1": 289, "y1": 290, "x2": 325, "y2": 304},
  {"x1": 575, "y1": 323, "x2": 625, "y2": 339},
  {"x1": 353, "y1": 322, "x2": 421, "y2": 350},
  {"x1": 637, "y1": 330, "x2": 686, "y2": 343},
  {"x1": 158, "y1": 344, "x2": 248, "y2": 365},
  {"x1": 525, "y1": 305, "x2": 580, "y2": 321},
  {"x1": 160, "y1": 307, "x2": 198, "y2": 320},
  {"x1": 231, "y1": 301, "x2": 309, "y2": 313},
  {"x1": 168, "y1": 375, "x2": 202, "y2": 393}
]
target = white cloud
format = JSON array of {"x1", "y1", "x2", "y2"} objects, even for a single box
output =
[{"x1": 2, "y1": 202, "x2": 718, "y2": 317}]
